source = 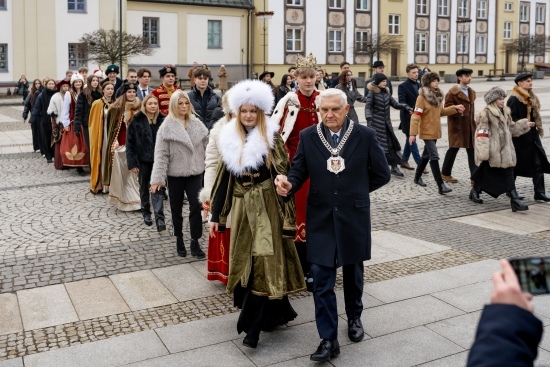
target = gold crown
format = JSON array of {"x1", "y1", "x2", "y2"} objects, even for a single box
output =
[{"x1": 295, "y1": 53, "x2": 318, "y2": 69}]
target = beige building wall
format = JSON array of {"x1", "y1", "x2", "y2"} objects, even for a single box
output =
[
  {"x1": 495, "y1": 0, "x2": 518, "y2": 73},
  {"x1": 378, "y1": 0, "x2": 408, "y2": 77}
]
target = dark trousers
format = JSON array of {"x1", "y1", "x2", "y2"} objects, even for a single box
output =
[
  {"x1": 31, "y1": 118, "x2": 40, "y2": 152},
  {"x1": 83, "y1": 125, "x2": 90, "y2": 159},
  {"x1": 138, "y1": 162, "x2": 165, "y2": 222},
  {"x1": 533, "y1": 153, "x2": 546, "y2": 195},
  {"x1": 442, "y1": 147, "x2": 477, "y2": 176},
  {"x1": 39, "y1": 119, "x2": 53, "y2": 161},
  {"x1": 167, "y1": 174, "x2": 202, "y2": 239},
  {"x1": 311, "y1": 262, "x2": 364, "y2": 340}
]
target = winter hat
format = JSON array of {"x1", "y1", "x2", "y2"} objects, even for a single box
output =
[
  {"x1": 484, "y1": 86, "x2": 507, "y2": 105},
  {"x1": 372, "y1": 61, "x2": 385, "y2": 68},
  {"x1": 159, "y1": 64, "x2": 177, "y2": 77},
  {"x1": 70, "y1": 73, "x2": 85, "y2": 85},
  {"x1": 456, "y1": 68, "x2": 473, "y2": 77},
  {"x1": 514, "y1": 73, "x2": 533, "y2": 85},
  {"x1": 56, "y1": 78, "x2": 71, "y2": 91},
  {"x1": 373, "y1": 73, "x2": 387, "y2": 86},
  {"x1": 228, "y1": 79, "x2": 275, "y2": 115},
  {"x1": 105, "y1": 65, "x2": 119, "y2": 75},
  {"x1": 121, "y1": 82, "x2": 137, "y2": 94},
  {"x1": 93, "y1": 69, "x2": 105, "y2": 78},
  {"x1": 421, "y1": 72, "x2": 440, "y2": 87}
]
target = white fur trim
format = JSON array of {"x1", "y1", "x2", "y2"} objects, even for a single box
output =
[
  {"x1": 218, "y1": 117, "x2": 279, "y2": 176},
  {"x1": 228, "y1": 79, "x2": 275, "y2": 114},
  {"x1": 271, "y1": 92, "x2": 321, "y2": 143}
]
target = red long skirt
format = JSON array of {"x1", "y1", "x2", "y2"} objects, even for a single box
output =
[{"x1": 207, "y1": 229, "x2": 231, "y2": 284}]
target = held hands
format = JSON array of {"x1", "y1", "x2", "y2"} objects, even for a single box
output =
[
  {"x1": 529, "y1": 121, "x2": 536, "y2": 127},
  {"x1": 455, "y1": 104, "x2": 466, "y2": 113},
  {"x1": 274, "y1": 175, "x2": 292, "y2": 197},
  {"x1": 131, "y1": 168, "x2": 139, "y2": 174},
  {"x1": 491, "y1": 259, "x2": 534, "y2": 313},
  {"x1": 64, "y1": 126, "x2": 70, "y2": 132}
]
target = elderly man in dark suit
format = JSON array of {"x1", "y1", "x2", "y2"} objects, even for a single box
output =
[
  {"x1": 275, "y1": 88, "x2": 391, "y2": 362},
  {"x1": 398, "y1": 63, "x2": 422, "y2": 171}
]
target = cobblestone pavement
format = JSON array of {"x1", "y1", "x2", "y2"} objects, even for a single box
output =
[{"x1": 1, "y1": 79, "x2": 550, "y2": 365}]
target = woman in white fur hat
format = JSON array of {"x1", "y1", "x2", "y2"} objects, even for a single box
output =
[{"x1": 209, "y1": 79, "x2": 305, "y2": 349}]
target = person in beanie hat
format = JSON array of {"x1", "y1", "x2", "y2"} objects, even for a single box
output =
[
  {"x1": 151, "y1": 64, "x2": 178, "y2": 115},
  {"x1": 409, "y1": 72, "x2": 465, "y2": 194},
  {"x1": 507, "y1": 73, "x2": 550, "y2": 201},
  {"x1": 365, "y1": 72, "x2": 413, "y2": 178},
  {"x1": 470, "y1": 86, "x2": 530, "y2": 211},
  {"x1": 365, "y1": 60, "x2": 393, "y2": 96},
  {"x1": 101, "y1": 64, "x2": 122, "y2": 91},
  {"x1": 441, "y1": 68, "x2": 477, "y2": 184}
]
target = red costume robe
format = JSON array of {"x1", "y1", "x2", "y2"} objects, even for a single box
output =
[{"x1": 151, "y1": 84, "x2": 178, "y2": 115}]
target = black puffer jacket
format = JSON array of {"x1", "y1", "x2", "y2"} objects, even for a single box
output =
[
  {"x1": 23, "y1": 87, "x2": 42, "y2": 120},
  {"x1": 74, "y1": 90, "x2": 102, "y2": 134},
  {"x1": 126, "y1": 111, "x2": 166, "y2": 170},
  {"x1": 188, "y1": 86, "x2": 221, "y2": 130},
  {"x1": 365, "y1": 82, "x2": 411, "y2": 153},
  {"x1": 29, "y1": 88, "x2": 56, "y2": 127}
]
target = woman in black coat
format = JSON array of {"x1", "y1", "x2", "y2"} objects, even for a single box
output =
[
  {"x1": 275, "y1": 74, "x2": 292, "y2": 106},
  {"x1": 16, "y1": 75, "x2": 30, "y2": 103},
  {"x1": 23, "y1": 79, "x2": 42, "y2": 152},
  {"x1": 365, "y1": 73, "x2": 413, "y2": 177},
  {"x1": 75, "y1": 75, "x2": 102, "y2": 153},
  {"x1": 30, "y1": 78, "x2": 57, "y2": 163},
  {"x1": 126, "y1": 93, "x2": 166, "y2": 231}
]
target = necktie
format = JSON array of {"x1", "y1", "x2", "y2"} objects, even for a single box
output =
[
  {"x1": 142, "y1": 89, "x2": 147, "y2": 96},
  {"x1": 332, "y1": 133, "x2": 339, "y2": 147}
]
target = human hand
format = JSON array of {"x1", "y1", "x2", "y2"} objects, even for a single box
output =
[
  {"x1": 529, "y1": 121, "x2": 536, "y2": 127},
  {"x1": 209, "y1": 222, "x2": 218, "y2": 238},
  {"x1": 275, "y1": 175, "x2": 292, "y2": 196},
  {"x1": 455, "y1": 105, "x2": 466, "y2": 113},
  {"x1": 150, "y1": 184, "x2": 161, "y2": 193},
  {"x1": 131, "y1": 168, "x2": 138, "y2": 174},
  {"x1": 202, "y1": 201, "x2": 210, "y2": 220},
  {"x1": 64, "y1": 126, "x2": 70, "y2": 132},
  {"x1": 491, "y1": 259, "x2": 534, "y2": 313},
  {"x1": 409, "y1": 135, "x2": 416, "y2": 145}
]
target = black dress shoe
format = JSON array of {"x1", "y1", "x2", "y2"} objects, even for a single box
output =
[
  {"x1": 390, "y1": 166, "x2": 404, "y2": 178},
  {"x1": 310, "y1": 339, "x2": 340, "y2": 362},
  {"x1": 243, "y1": 328, "x2": 260, "y2": 349},
  {"x1": 348, "y1": 319, "x2": 364, "y2": 342},
  {"x1": 190, "y1": 239, "x2": 205, "y2": 259},
  {"x1": 438, "y1": 183, "x2": 452, "y2": 195},
  {"x1": 143, "y1": 213, "x2": 153, "y2": 226},
  {"x1": 535, "y1": 193, "x2": 550, "y2": 202},
  {"x1": 414, "y1": 177, "x2": 427, "y2": 187},
  {"x1": 156, "y1": 218, "x2": 166, "y2": 232}
]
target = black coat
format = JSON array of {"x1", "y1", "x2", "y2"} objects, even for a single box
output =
[
  {"x1": 74, "y1": 91, "x2": 102, "y2": 133},
  {"x1": 365, "y1": 77, "x2": 393, "y2": 96},
  {"x1": 188, "y1": 86, "x2": 221, "y2": 130},
  {"x1": 23, "y1": 88, "x2": 42, "y2": 119},
  {"x1": 126, "y1": 111, "x2": 166, "y2": 170},
  {"x1": 365, "y1": 83, "x2": 411, "y2": 154},
  {"x1": 275, "y1": 85, "x2": 291, "y2": 105},
  {"x1": 467, "y1": 304, "x2": 542, "y2": 367},
  {"x1": 507, "y1": 96, "x2": 550, "y2": 177},
  {"x1": 287, "y1": 120, "x2": 391, "y2": 267},
  {"x1": 397, "y1": 78, "x2": 420, "y2": 135},
  {"x1": 29, "y1": 88, "x2": 56, "y2": 128}
]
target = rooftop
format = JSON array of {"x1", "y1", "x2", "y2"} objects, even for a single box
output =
[{"x1": 129, "y1": 0, "x2": 255, "y2": 9}]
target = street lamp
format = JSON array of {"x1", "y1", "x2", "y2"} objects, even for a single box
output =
[
  {"x1": 255, "y1": 10, "x2": 274, "y2": 71},
  {"x1": 456, "y1": 17, "x2": 472, "y2": 69}
]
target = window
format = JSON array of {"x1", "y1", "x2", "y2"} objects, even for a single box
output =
[
  {"x1": 389, "y1": 14, "x2": 400, "y2": 35},
  {"x1": 356, "y1": 0, "x2": 369, "y2": 10},
  {"x1": 415, "y1": 32, "x2": 428, "y2": 53},
  {"x1": 503, "y1": 22, "x2": 512, "y2": 39},
  {"x1": 143, "y1": 17, "x2": 159, "y2": 47},
  {"x1": 476, "y1": 35, "x2": 487, "y2": 53},
  {"x1": 68, "y1": 43, "x2": 87, "y2": 70},
  {"x1": 520, "y1": 3, "x2": 529, "y2": 21},
  {"x1": 355, "y1": 31, "x2": 370, "y2": 53},
  {"x1": 438, "y1": 0, "x2": 449, "y2": 16},
  {"x1": 458, "y1": 0, "x2": 468, "y2": 18},
  {"x1": 286, "y1": 0, "x2": 302, "y2": 6},
  {"x1": 329, "y1": 0, "x2": 343, "y2": 9},
  {"x1": 477, "y1": 0, "x2": 487, "y2": 18},
  {"x1": 286, "y1": 28, "x2": 302, "y2": 52},
  {"x1": 208, "y1": 20, "x2": 222, "y2": 49},
  {"x1": 417, "y1": 0, "x2": 428, "y2": 15},
  {"x1": 0, "y1": 44, "x2": 7, "y2": 71},
  {"x1": 437, "y1": 33, "x2": 448, "y2": 53},
  {"x1": 68, "y1": 0, "x2": 86, "y2": 12},
  {"x1": 0, "y1": 0, "x2": 6, "y2": 10},
  {"x1": 504, "y1": 2, "x2": 513, "y2": 11},
  {"x1": 457, "y1": 35, "x2": 468, "y2": 54},
  {"x1": 328, "y1": 30, "x2": 343, "y2": 52},
  {"x1": 537, "y1": 4, "x2": 545, "y2": 23}
]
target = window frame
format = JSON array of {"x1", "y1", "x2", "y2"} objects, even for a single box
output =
[
  {"x1": 286, "y1": 0, "x2": 302, "y2": 6},
  {"x1": 0, "y1": 0, "x2": 6, "y2": 10},
  {"x1": 207, "y1": 20, "x2": 222, "y2": 49},
  {"x1": 477, "y1": 0, "x2": 487, "y2": 18},
  {"x1": 0, "y1": 44, "x2": 7, "y2": 72},
  {"x1": 143, "y1": 17, "x2": 160, "y2": 48},
  {"x1": 329, "y1": 0, "x2": 343, "y2": 9},
  {"x1": 503, "y1": 21, "x2": 512, "y2": 39},
  {"x1": 328, "y1": 30, "x2": 343, "y2": 53},
  {"x1": 536, "y1": 4, "x2": 545, "y2": 23},
  {"x1": 476, "y1": 35, "x2": 487, "y2": 54},
  {"x1": 437, "y1": 33, "x2": 449, "y2": 53},
  {"x1": 415, "y1": 32, "x2": 428, "y2": 53},
  {"x1": 457, "y1": 34, "x2": 469, "y2": 54},
  {"x1": 519, "y1": 3, "x2": 530, "y2": 21},
  {"x1": 458, "y1": 0, "x2": 469, "y2": 18},
  {"x1": 67, "y1": 0, "x2": 86, "y2": 13},
  {"x1": 356, "y1": 0, "x2": 369, "y2": 11},
  {"x1": 388, "y1": 14, "x2": 400, "y2": 35},
  {"x1": 416, "y1": 0, "x2": 428, "y2": 15},
  {"x1": 355, "y1": 31, "x2": 370, "y2": 53},
  {"x1": 504, "y1": 2, "x2": 513, "y2": 11},
  {"x1": 68, "y1": 43, "x2": 87, "y2": 70},
  {"x1": 286, "y1": 28, "x2": 303, "y2": 52},
  {"x1": 438, "y1": 0, "x2": 449, "y2": 16}
]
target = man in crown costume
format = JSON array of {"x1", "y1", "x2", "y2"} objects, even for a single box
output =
[{"x1": 271, "y1": 53, "x2": 321, "y2": 291}]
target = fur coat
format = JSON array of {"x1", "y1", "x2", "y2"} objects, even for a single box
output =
[
  {"x1": 444, "y1": 85, "x2": 476, "y2": 148},
  {"x1": 150, "y1": 114, "x2": 208, "y2": 184},
  {"x1": 474, "y1": 104, "x2": 530, "y2": 168},
  {"x1": 508, "y1": 86, "x2": 543, "y2": 137},
  {"x1": 410, "y1": 87, "x2": 458, "y2": 140}
]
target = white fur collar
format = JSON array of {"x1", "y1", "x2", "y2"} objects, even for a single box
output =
[{"x1": 218, "y1": 117, "x2": 279, "y2": 176}]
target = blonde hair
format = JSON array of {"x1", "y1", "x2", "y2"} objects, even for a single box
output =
[
  {"x1": 141, "y1": 94, "x2": 160, "y2": 122},
  {"x1": 168, "y1": 90, "x2": 195, "y2": 126},
  {"x1": 235, "y1": 105, "x2": 272, "y2": 168}
]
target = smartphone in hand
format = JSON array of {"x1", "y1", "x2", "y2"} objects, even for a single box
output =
[{"x1": 510, "y1": 257, "x2": 550, "y2": 295}]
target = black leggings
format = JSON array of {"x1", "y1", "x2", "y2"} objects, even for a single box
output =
[{"x1": 167, "y1": 174, "x2": 203, "y2": 239}]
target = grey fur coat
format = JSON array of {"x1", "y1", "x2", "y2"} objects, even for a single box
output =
[
  {"x1": 150, "y1": 114, "x2": 209, "y2": 184},
  {"x1": 474, "y1": 104, "x2": 530, "y2": 168}
]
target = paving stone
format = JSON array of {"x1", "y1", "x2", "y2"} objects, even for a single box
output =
[
  {"x1": 0, "y1": 294, "x2": 22, "y2": 336},
  {"x1": 416, "y1": 351, "x2": 469, "y2": 367},
  {"x1": 152, "y1": 264, "x2": 221, "y2": 302},
  {"x1": 431, "y1": 281, "x2": 492, "y2": 313},
  {"x1": 372, "y1": 230, "x2": 449, "y2": 257},
  {"x1": 452, "y1": 210, "x2": 550, "y2": 235},
  {"x1": 425, "y1": 311, "x2": 481, "y2": 349},
  {"x1": 0, "y1": 357, "x2": 24, "y2": 367}
]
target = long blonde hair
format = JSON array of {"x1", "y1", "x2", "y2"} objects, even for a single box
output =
[
  {"x1": 168, "y1": 90, "x2": 195, "y2": 126},
  {"x1": 141, "y1": 93, "x2": 160, "y2": 123},
  {"x1": 235, "y1": 105, "x2": 272, "y2": 168}
]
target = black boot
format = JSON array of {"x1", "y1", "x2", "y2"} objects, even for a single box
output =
[
  {"x1": 243, "y1": 326, "x2": 261, "y2": 348},
  {"x1": 151, "y1": 190, "x2": 166, "y2": 231},
  {"x1": 469, "y1": 188, "x2": 483, "y2": 204},
  {"x1": 142, "y1": 212, "x2": 153, "y2": 226},
  {"x1": 190, "y1": 239, "x2": 205, "y2": 259},
  {"x1": 414, "y1": 158, "x2": 429, "y2": 187},
  {"x1": 390, "y1": 165, "x2": 404, "y2": 178},
  {"x1": 509, "y1": 190, "x2": 529, "y2": 212},
  {"x1": 533, "y1": 172, "x2": 550, "y2": 201},
  {"x1": 430, "y1": 160, "x2": 452, "y2": 194},
  {"x1": 176, "y1": 237, "x2": 187, "y2": 257}
]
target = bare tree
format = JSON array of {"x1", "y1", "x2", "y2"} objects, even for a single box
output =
[
  {"x1": 355, "y1": 33, "x2": 402, "y2": 76},
  {"x1": 78, "y1": 29, "x2": 154, "y2": 66},
  {"x1": 501, "y1": 35, "x2": 550, "y2": 72}
]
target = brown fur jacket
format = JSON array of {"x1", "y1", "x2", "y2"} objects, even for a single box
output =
[
  {"x1": 410, "y1": 87, "x2": 458, "y2": 140},
  {"x1": 509, "y1": 86, "x2": 543, "y2": 137},
  {"x1": 474, "y1": 104, "x2": 530, "y2": 168}
]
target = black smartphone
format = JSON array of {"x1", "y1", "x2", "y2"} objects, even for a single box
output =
[{"x1": 510, "y1": 257, "x2": 550, "y2": 295}]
